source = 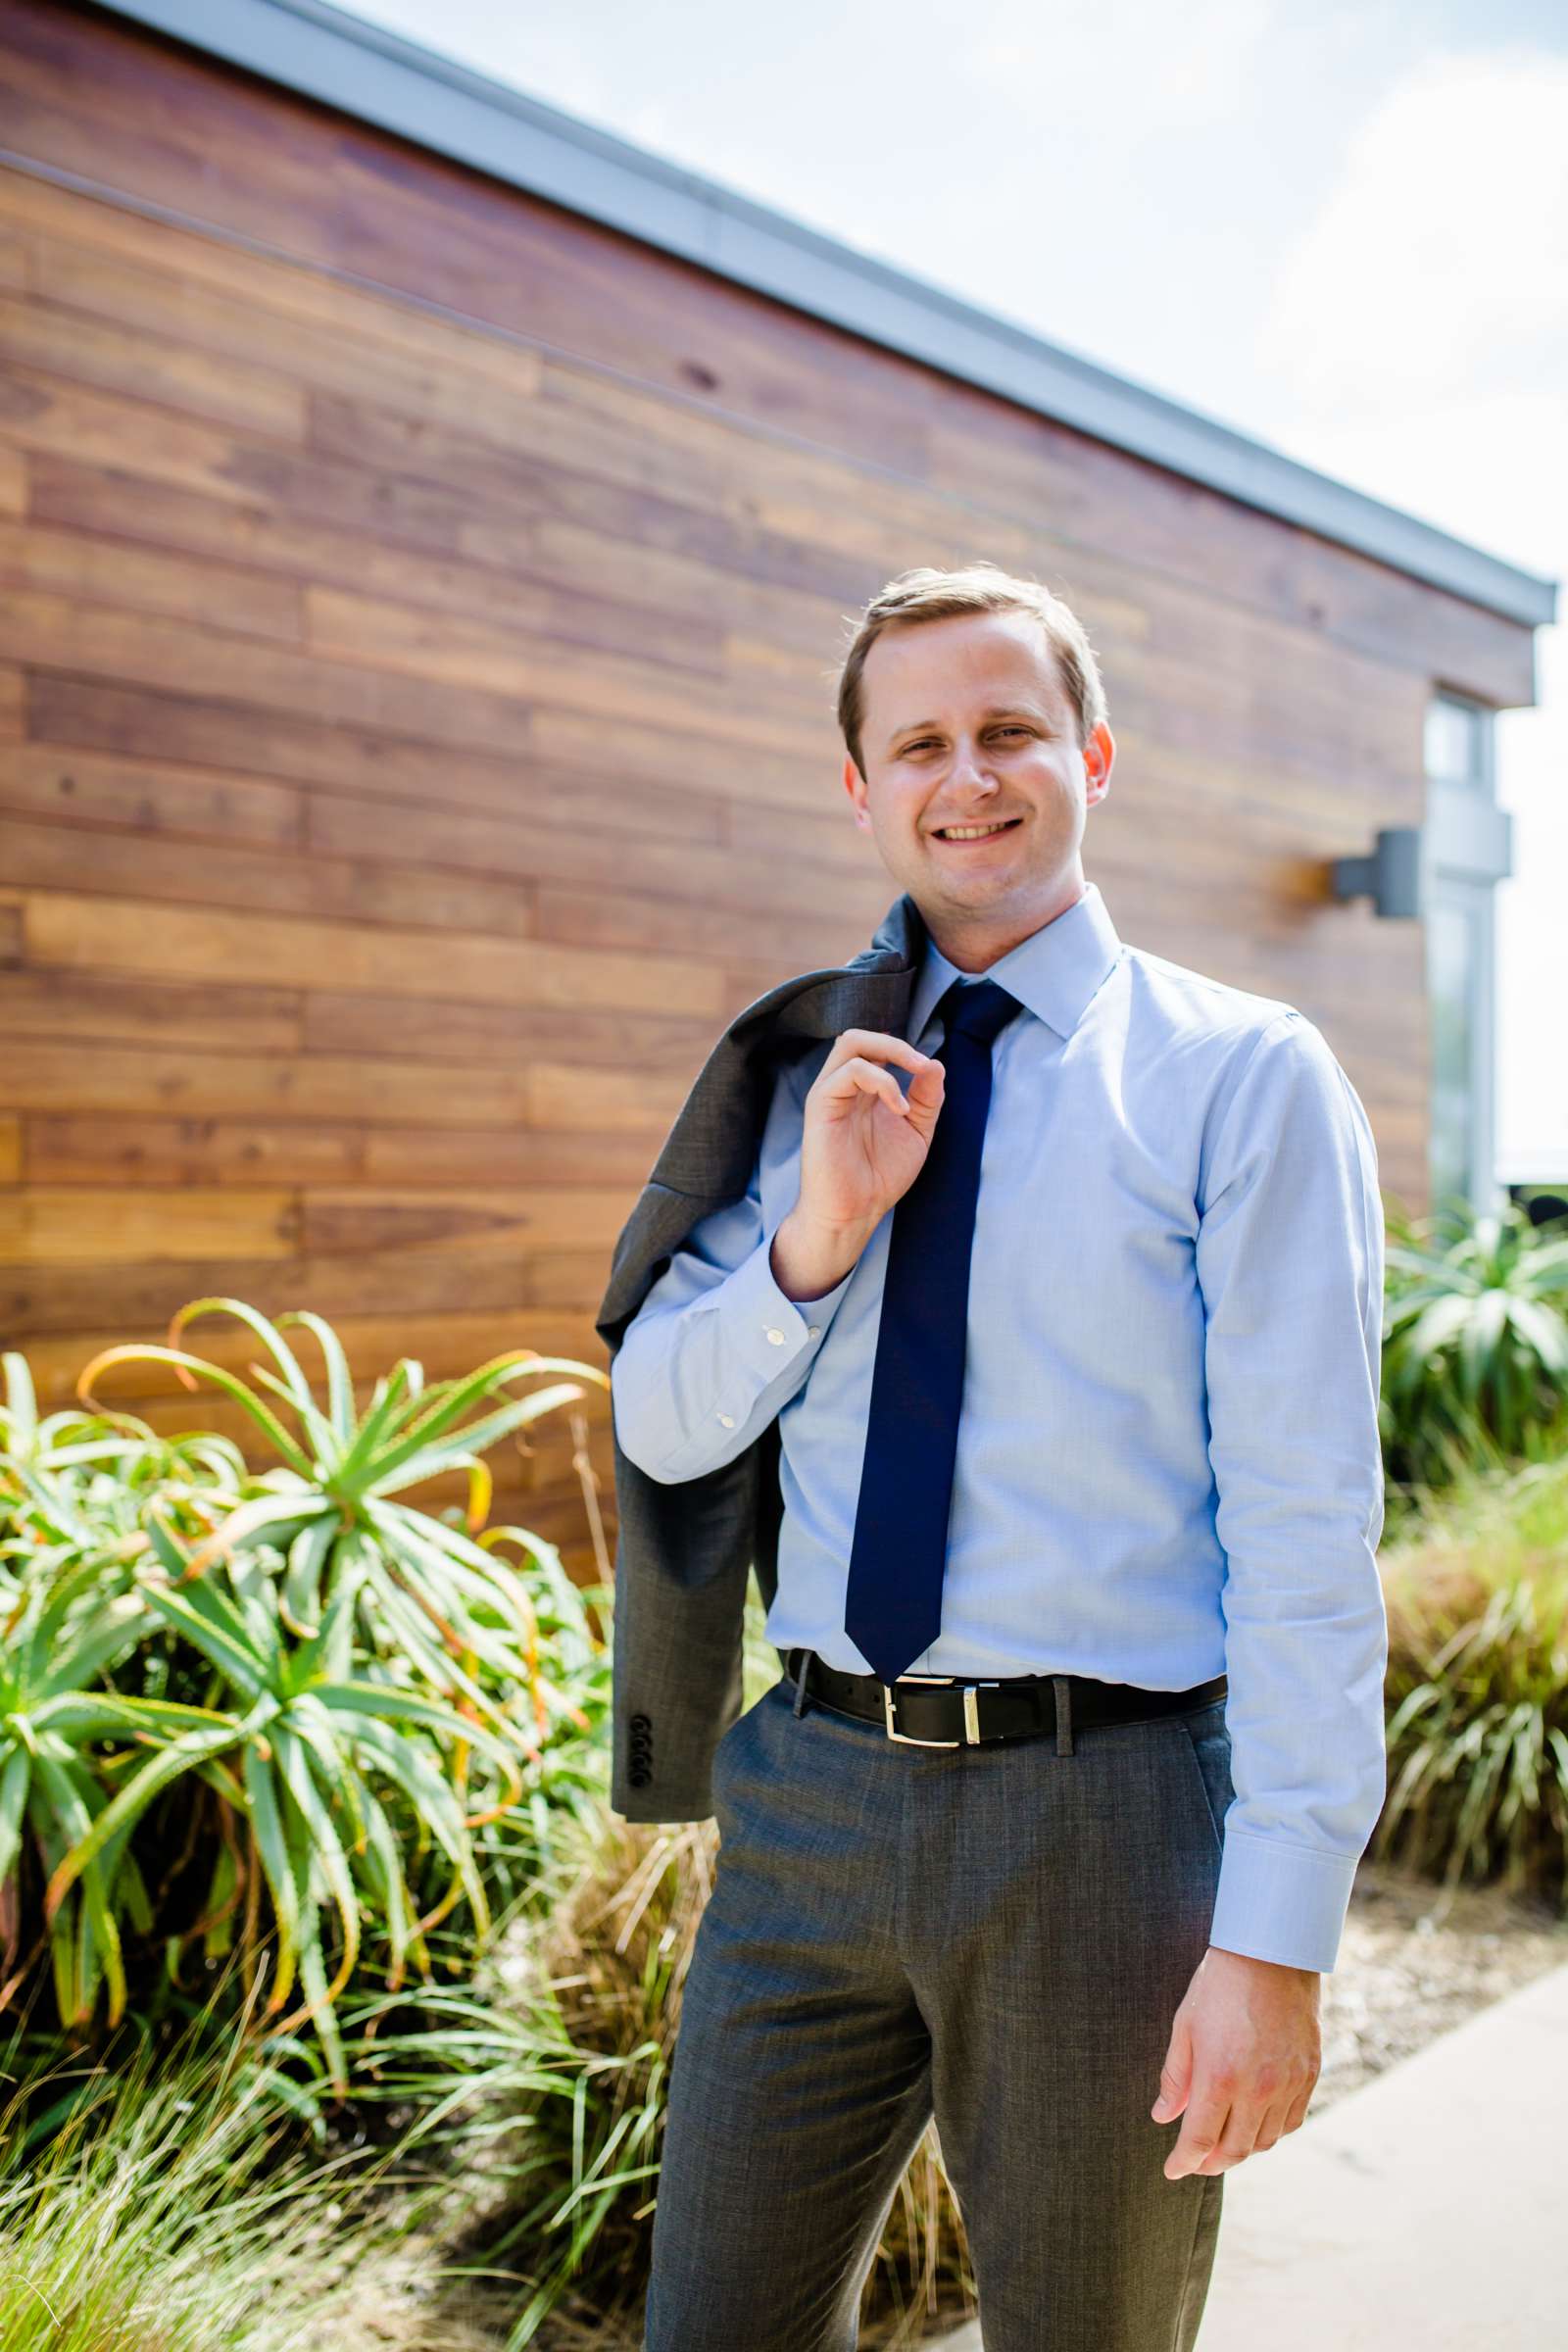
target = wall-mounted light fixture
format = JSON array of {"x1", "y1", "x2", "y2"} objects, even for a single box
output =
[{"x1": 1332, "y1": 824, "x2": 1424, "y2": 918}]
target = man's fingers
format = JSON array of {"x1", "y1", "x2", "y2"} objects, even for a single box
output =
[
  {"x1": 1168, "y1": 2074, "x2": 1317, "y2": 2178},
  {"x1": 829, "y1": 1056, "x2": 917, "y2": 1116},
  {"x1": 1282, "y1": 2082, "x2": 1315, "y2": 2135},
  {"x1": 821, "y1": 1028, "x2": 939, "y2": 1082},
  {"x1": 1193, "y1": 2086, "x2": 1304, "y2": 2173},
  {"x1": 1151, "y1": 2011, "x2": 1192, "y2": 2122},
  {"x1": 1195, "y1": 2108, "x2": 1263, "y2": 2173},
  {"x1": 819, "y1": 1050, "x2": 943, "y2": 1123},
  {"x1": 1151, "y1": 2055, "x2": 1190, "y2": 2122},
  {"x1": 1163, "y1": 2089, "x2": 1232, "y2": 2180},
  {"x1": 1249, "y1": 2093, "x2": 1296, "y2": 2155}
]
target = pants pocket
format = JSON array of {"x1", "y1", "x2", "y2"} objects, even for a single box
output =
[
  {"x1": 710, "y1": 1683, "x2": 776, "y2": 1812},
  {"x1": 1179, "y1": 1707, "x2": 1234, "y2": 1857}
]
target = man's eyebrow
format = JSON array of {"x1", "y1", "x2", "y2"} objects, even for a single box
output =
[{"x1": 886, "y1": 703, "x2": 1050, "y2": 745}]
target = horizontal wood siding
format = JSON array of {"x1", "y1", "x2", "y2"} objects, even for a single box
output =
[{"x1": 0, "y1": 2, "x2": 1537, "y2": 1572}]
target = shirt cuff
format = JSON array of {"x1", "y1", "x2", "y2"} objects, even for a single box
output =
[
  {"x1": 1206, "y1": 1826, "x2": 1359, "y2": 1974},
  {"x1": 716, "y1": 1219, "x2": 856, "y2": 1374}
]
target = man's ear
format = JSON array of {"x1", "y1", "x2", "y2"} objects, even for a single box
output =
[
  {"x1": 843, "y1": 755, "x2": 872, "y2": 828},
  {"x1": 1083, "y1": 722, "x2": 1115, "y2": 803}
]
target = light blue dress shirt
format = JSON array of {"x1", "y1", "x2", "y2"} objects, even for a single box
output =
[{"x1": 611, "y1": 880, "x2": 1389, "y2": 1973}]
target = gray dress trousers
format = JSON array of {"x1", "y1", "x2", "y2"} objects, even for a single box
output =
[{"x1": 642, "y1": 1667, "x2": 1236, "y2": 2351}]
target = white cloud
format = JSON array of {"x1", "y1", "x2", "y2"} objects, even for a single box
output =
[
  {"x1": 960, "y1": 0, "x2": 1283, "y2": 125},
  {"x1": 1257, "y1": 49, "x2": 1568, "y2": 557}
]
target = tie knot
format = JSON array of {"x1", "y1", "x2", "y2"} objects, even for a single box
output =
[{"x1": 936, "y1": 975, "x2": 1021, "y2": 1050}]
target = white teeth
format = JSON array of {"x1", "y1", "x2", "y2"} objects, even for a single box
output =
[{"x1": 938, "y1": 819, "x2": 1013, "y2": 839}]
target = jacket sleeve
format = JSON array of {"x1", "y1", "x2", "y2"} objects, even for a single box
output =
[
  {"x1": 610, "y1": 1059, "x2": 857, "y2": 1485},
  {"x1": 1195, "y1": 1009, "x2": 1390, "y2": 1974}
]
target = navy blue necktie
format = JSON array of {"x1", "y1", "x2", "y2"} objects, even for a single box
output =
[{"x1": 843, "y1": 974, "x2": 1022, "y2": 1685}]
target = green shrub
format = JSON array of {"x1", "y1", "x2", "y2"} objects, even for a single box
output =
[
  {"x1": 1373, "y1": 1453, "x2": 1568, "y2": 1909},
  {"x1": 1381, "y1": 1195, "x2": 1568, "y2": 1493},
  {"x1": 0, "y1": 1299, "x2": 612, "y2": 2099}
]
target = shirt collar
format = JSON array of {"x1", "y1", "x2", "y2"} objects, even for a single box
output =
[{"x1": 906, "y1": 879, "x2": 1125, "y2": 1045}]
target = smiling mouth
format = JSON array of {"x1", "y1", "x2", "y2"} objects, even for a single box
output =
[{"x1": 930, "y1": 815, "x2": 1024, "y2": 842}]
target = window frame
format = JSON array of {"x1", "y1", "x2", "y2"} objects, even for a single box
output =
[{"x1": 1423, "y1": 689, "x2": 1502, "y2": 1214}]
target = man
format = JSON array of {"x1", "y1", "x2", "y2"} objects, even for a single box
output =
[{"x1": 606, "y1": 562, "x2": 1388, "y2": 2350}]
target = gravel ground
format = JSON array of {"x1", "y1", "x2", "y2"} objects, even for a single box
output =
[{"x1": 1314, "y1": 1856, "x2": 1568, "y2": 2112}]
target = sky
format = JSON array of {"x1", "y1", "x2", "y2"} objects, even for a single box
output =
[{"x1": 337, "y1": 0, "x2": 1567, "y2": 1186}]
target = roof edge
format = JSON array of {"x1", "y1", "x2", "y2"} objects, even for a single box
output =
[{"x1": 94, "y1": 0, "x2": 1558, "y2": 632}]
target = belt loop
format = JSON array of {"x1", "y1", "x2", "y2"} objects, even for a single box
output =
[
  {"x1": 792, "y1": 1648, "x2": 814, "y2": 1718},
  {"x1": 1053, "y1": 1674, "x2": 1074, "y2": 1756}
]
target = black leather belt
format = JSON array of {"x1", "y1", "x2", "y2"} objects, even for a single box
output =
[{"x1": 781, "y1": 1646, "x2": 1227, "y2": 1752}]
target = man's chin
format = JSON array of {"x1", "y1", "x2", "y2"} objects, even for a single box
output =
[{"x1": 917, "y1": 856, "x2": 1028, "y2": 900}]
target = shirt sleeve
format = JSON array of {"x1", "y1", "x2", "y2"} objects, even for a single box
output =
[
  {"x1": 610, "y1": 1059, "x2": 857, "y2": 1486},
  {"x1": 1195, "y1": 1008, "x2": 1389, "y2": 1974}
]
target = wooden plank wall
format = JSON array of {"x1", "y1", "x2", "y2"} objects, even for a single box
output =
[{"x1": 0, "y1": 2, "x2": 1539, "y2": 1575}]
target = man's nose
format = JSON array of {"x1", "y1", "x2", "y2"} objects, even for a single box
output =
[{"x1": 948, "y1": 744, "x2": 998, "y2": 787}]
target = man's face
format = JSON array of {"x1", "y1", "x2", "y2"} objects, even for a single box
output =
[{"x1": 843, "y1": 608, "x2": 1114, "y2": 958}]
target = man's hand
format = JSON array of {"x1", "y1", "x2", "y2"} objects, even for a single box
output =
[
  {"x1": 797, "y1": 1027, "x2": 945, "y2": 1237},
  {"x1": 1152, "y1": 1944, "x2": 1321, "y2": 2178},
  {"x1": 770, "y1": 1027, "x2": 948, "y2": 1303}
]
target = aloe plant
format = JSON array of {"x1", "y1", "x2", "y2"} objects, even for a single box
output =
[{"x1": 0, "y1": 1298, "x2": 612, "y2": 2093}]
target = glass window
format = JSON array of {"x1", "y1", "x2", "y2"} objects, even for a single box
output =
[
  {"x1": 1424, "y1": 693, "x2": 1489, "y2": 789},
  {"x1": 1423, "y1": 692, "x2": 1498, "y2": 1213},
  {"x1": 1427, "y1": 890, "x2": 1477, "y2": 1210}
]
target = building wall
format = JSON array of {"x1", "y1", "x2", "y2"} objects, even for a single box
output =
[{"x1": 0, "y1": 2, "x2": 1540, "y2": 1574}]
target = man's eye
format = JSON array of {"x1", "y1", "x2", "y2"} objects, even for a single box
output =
[{"x1": 903, "y1": 728, "x2": 1028, "y2": 753}]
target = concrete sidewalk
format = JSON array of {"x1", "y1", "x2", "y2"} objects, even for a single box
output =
[{"x1": 938, "y1": 1955, "x2": 1568, "y2": 2350}]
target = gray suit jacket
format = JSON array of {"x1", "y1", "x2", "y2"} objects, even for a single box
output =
[{"x1": 594, "y1": 885, "x2": 932, "y2": 1822}]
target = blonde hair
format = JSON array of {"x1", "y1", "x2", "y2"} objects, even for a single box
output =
[{"x1": 835, "y1": 560, "x2": 1109, "y2": 780}]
